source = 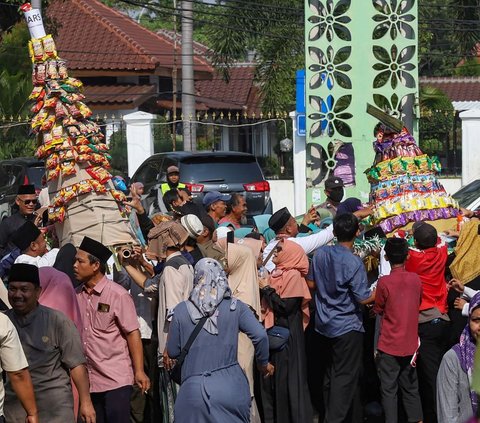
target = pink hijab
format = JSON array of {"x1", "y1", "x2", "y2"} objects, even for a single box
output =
[
  {"x1": 38, "y1": 267, "x2": 83, "y2": 330},
  {"x1": 262, "y1": 240, "x2": 311, "y2": 330}
]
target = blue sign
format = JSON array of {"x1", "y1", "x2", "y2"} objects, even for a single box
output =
[
  {"x1": 296, "y1": 70, "x2": 305, "y2": 114},
  {"x1": 296, "y1": 113, "x2": 306, "y2": 137}
]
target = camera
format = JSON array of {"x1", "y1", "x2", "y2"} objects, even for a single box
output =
[{"x1": 116, "y1": 246, "x2": 133, "y2": 259}]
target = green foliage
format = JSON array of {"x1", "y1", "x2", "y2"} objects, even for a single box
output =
[
  {"x1": 455, "y1": 57, "x2": 480, "y2": 76},
  {"x1": 204, "y1": 0, "x2": 303, "y2": 112},
  {"x1": 108, "y1": 126, "x2": 128, "y2": 176},
  {"x1": 419, "y1": 86, "x2": 455, "y2": 161},
  {"x1": 419, "y1": 0, "x2": 480, "y2": 76},
  {"x1": 0, "y1": 22, "x2": 35, "y2": 159}
]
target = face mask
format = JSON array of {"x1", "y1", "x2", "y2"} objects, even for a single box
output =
[{"x1": 328, "y1": 188, "x2": 344, "y2": 203}]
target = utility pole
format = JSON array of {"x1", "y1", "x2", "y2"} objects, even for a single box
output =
[
  {"x1": 31, "y1": 0, "x2": 41, "y2": 9},
  {"x1": 172, "y1": 0, "x2": 178, "y2": 151},
  {"x1": 181, "y1": 0, "x2": 196, "y2": 151}
]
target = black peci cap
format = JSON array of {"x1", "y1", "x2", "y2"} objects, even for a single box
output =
[
  {"x1": 9, "y1": 263, "x2": 40, "y2": 285},
  {"x1": 79, "y1": 236, "x2": 112, "y2": 263},
  {"x1": 17, "y1": 184, "x2": 36, "y2": 195},
  {"x1": 11, "y1": 221, "x2": 41, "y2": 251},
  {"x1": 268, "y1": 207, "x2": 292, "y2": 233}
]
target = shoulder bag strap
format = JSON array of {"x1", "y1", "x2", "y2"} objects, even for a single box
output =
[{"x1": 175, "y1": 315, "x2": 208, "y2": 367}]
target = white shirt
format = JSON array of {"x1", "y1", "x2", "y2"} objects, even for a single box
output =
[
  {"x1": 263, "y1": 224, "x2": 335, "y2": 271},
  {"x1": 0, "y1": 313, "x2": 29, "y2": 416},
  {"x1": 14, "y1": 248, "x2": 59, "y2": 267}
]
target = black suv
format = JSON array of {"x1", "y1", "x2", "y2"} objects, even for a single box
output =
[
  {"x1": 131, "y1": 152, "x2": 273, "y2": 219},
  {"x1": 0, "y1": 157, "x2": 45, "y2": 220}
]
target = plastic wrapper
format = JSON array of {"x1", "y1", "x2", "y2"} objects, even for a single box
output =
[
  {"x1": 66, "y1": 93, "x2": 85, "y2": 103},
  {"x1": 30, "y1": 100, "x2": 44, "y2": 114},
  {"x1": 78, "y1": 103, "x2": 92, "y2": 119},
  {"x1": 65, "y1": 77, "x2": 82, "y2": 88},
  {"x1": 58, "y1": 60, "x2": 68, "y2": 79},
  {"x1": 75, "y1": 135, "x2": 90, "y2": 146},
  {"x1": 59, "y1": 149, "x2": 75, "y2": 162},
  {"x1": 29, "y1": 86, "x2": 44, "y2": 100},
  {"x1": 95, "y1": 143, "x2": 109, "y2": 153},
  {"x1": 66, "y1": 104, "x2": 82, "y2": 119},
  {"x1": 76, "y1": 154, "x2": 90, "y2": 163},
  {"x1": 66, "y1": 126, "x2": 81, "y2": 138},
  {"x1": 51, "y1": 124, "x2": 63, "y2": 140},
  {"x1": 55, "y1": 101, "x2": 67, "y2": 119},
  {"x1": 48, "y1": 206, "x2": 65, "y2": 223},
  {"x1": 42, "y1": 35, "x2": 57, "y2": 59},
  {"x1": 86, "y1": 166, "x2": 111, "y2": 183},
  {"x1": 40, "y1": 114, "x2": 56, "y2": 131},
  {"x1": 428, "y1": 156, "x2": 442, "y2": 173},
  {"x1": 377, "y1": 160, "x2": 391, "y2": 179},
  {"x1": 76, "y1": 180, "x2": 93, "y2": 196},
  {"x1": 31, "y1": 109, "x2": 48, "y2": 132},
  {"x1": 44, "y1": 97, "x2": 57, "y2": 109},
  {"x1": 89, "y1": 179, "x2": 107, "y2": 193},
  {"x1": 47, "y1": 80, "x2": 62, "y2": 95},
  {"x1": 33, "y1": 63, "x2": 46, "y2": 85},
  {"x1": 110, "y1": 189, "x2": 127, "y2": 203},
  {"x1": 414, "y1": 154, "x2": 429, "y2": 173},
  {"x1": 45, "y1": 153, "x2": 59, "y2": 170},
  {"x1": 62, "y1": 186, "x2": 77, "y2": 203},
  {"x1": 29, "y1": 38, "x2": 44, "y2": 62},
  {"x1": 402, "y1": 157, "x2": 417, "y2": 173},
  {"x1": 52, "y1": 191, "x2": 65, "y2": 207},
  {"x1": 390, "y1": 157, "x2": 404, "y2": 174},
  {"x1": 61, "y1": 160, "x2": 76, "y2": 176},
  {"x1": 46, "y1": 166, "x2": 60, "y2": 181},
  {"x1": 76, "y1": 145, "x2": 93, "y2": 155},
  {"x1": 47, "y1": 60, "x2": 59, "y2": 79}
]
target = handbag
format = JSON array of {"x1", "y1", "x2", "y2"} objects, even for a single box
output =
[
  {"x1": 169, "y1": 316, "x2": 208, "y2": 384},
  {"x1": 267, "y1": 325, "x2": 290, "y2": 352}
]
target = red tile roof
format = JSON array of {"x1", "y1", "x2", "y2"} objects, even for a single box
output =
[
  {"x1": 82, "y1": 84, "x2": 157, "y2": 110},
  {"x1": 195, "y1": 66, "x2": 261, "y2": 113},
  {"x1": 420, "y1": 77, "x2": 480, "y2": 102},
  {"x1": 47, "y1": 0, "x2": 212, "y2": 75}
]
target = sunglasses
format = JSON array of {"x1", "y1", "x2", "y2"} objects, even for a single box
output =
[{"x1": 18, "y1": 198, "x2": 38, "y2": 205}]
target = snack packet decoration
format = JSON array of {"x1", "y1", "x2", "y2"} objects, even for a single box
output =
[
  {"x1": 369, "y1": 125, "x2": 459, "y2": 233},
  {"x1": 21, "y1": 3, "x2": 136, "y2": 247}
]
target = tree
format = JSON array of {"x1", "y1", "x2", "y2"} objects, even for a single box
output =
[
  {"x1": 419, "y1": 0, "x2": 480, "y2": 76},
  {"x1": 0, "y1": 22, "x2": 35, "y2": 159}
]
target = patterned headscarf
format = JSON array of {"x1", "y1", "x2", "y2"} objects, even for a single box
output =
[
  {"x1": 453, "y1": 292, "x2": 480, "y2": 414},
  {"x1": 186, "y1": 258, "x2": 231, "y2": 335},
  {"x1": 147, "y1": 221, "x2": 188, "y2": 260}
]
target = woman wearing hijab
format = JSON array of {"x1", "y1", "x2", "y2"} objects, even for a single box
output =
[
  {"x1": 260, "y1": 239, "x2": 313, "y2": 423},
  {"x1": 38, "y1": 266, "x2": 82, "y2": 330},
  {"x1": 166, "y1": 258, "x2": 273, "y2": 423},
  {"x1": 437, "y1": 292, "x2": 480, "y2": 423}
]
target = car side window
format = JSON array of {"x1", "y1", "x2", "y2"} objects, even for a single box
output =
[
  {"x1": 0, "y1": 167, "x2": 10, "y2": 190},
  {"x1": 135, "y1": 159, "x2": 163, "y2": 186}
]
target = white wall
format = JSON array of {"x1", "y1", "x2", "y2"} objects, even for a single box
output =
[
  {"x1": 269, "y1": 180, "x2": 295, "y2": 213},
  {"x1": 439, "y1": 178, "x2": 462, "y2": 195}
]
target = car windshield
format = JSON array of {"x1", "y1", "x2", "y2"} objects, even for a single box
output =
[
  {"x1": 27, "y1": 166, "x2": 45, "y2": 190},
  {"x1": 180, "y1": 156, "x2": 264, "y2": 183},
  {"x1": 452, "y1": 179, "x2": 480, "y2": 208}
]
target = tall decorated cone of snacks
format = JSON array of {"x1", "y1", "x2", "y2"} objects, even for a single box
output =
[
  {"x1": 367, "y1": 125, "x2": 459, "y2": 234},
  {"x1": 21, "y1": 3, "x2": 136, "y2": 247}
]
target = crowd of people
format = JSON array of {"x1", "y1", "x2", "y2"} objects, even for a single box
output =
[{"x1": 0, "y1": 167, "x2": 478, "y2": 423}]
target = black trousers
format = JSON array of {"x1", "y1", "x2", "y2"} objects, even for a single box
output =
[
  {"x1": 130, "y1": 339, "x2": 157, "y2": 423},
  {"x1": 91, "y1": 385, "x2": 133, "y2": 423},
  {"x1": 417, "y1": 319, "x2": 449, "y2": 423},
  {"x1": 322, "y1": 330, "x2": 363, "y2": 423},
  {"x1": 376, "y1": 351, "x2": 423, "y2": 423}
]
